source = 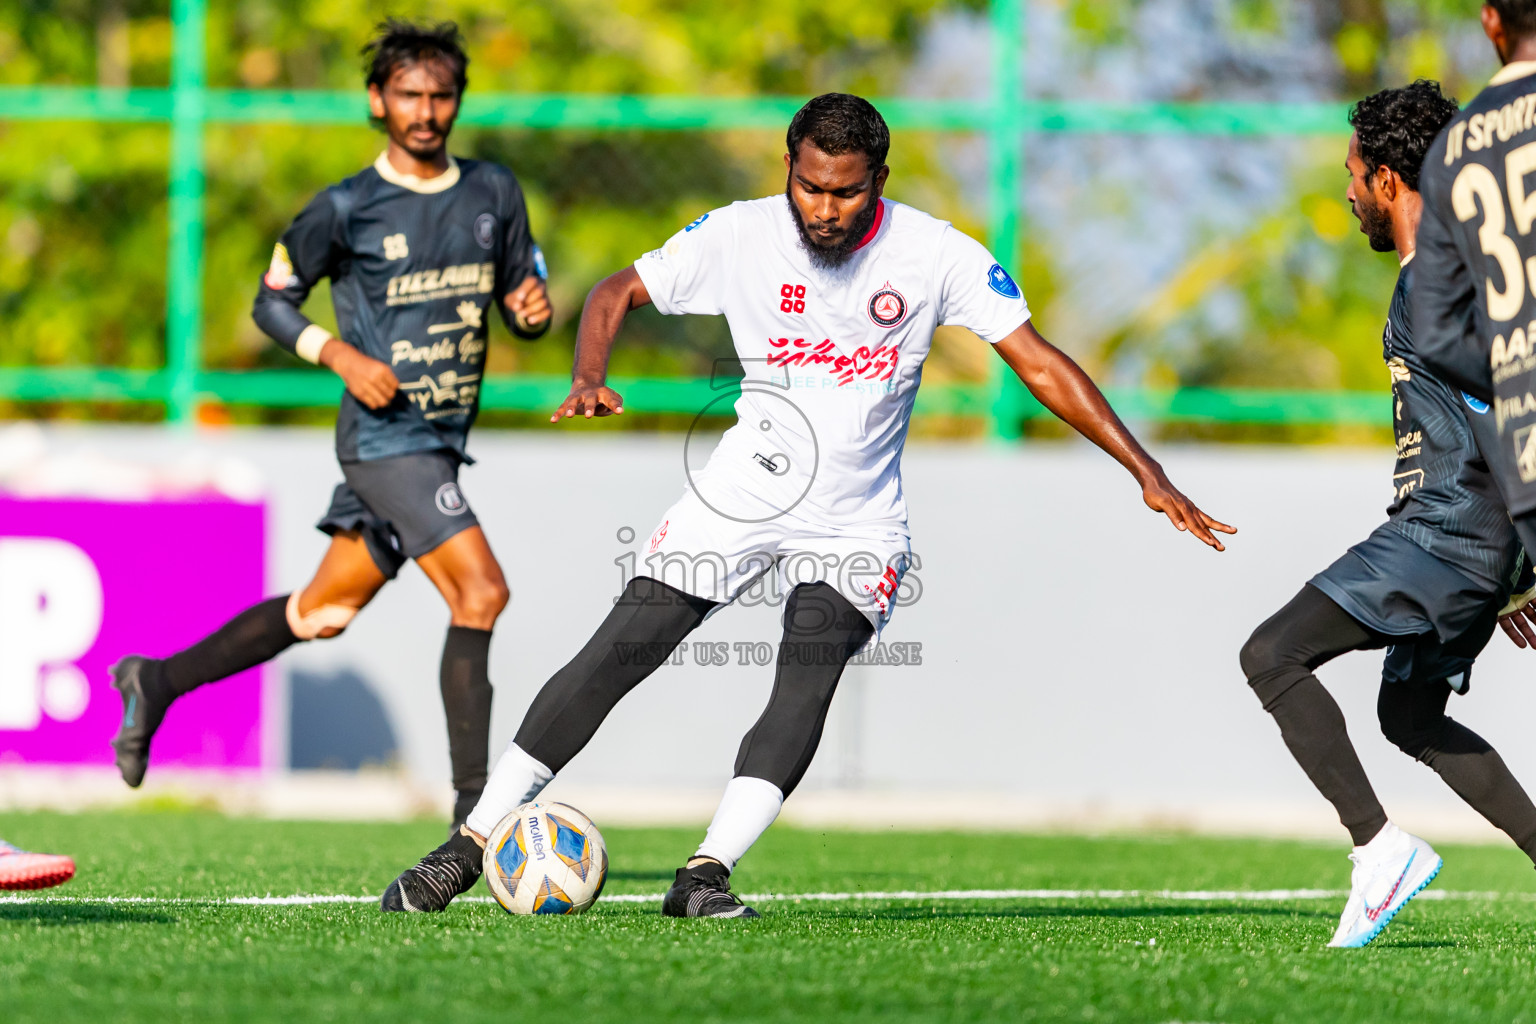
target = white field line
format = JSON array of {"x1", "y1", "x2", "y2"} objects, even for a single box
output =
[{"x1": 1, "y1": 887, "x2": 1532, "y2": 907}]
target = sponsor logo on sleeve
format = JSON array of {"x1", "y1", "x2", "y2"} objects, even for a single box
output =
[
  {"x1": 533, "y1": 245, "x2": 548, "y2": 280},
  {"x1": 684, "y1": 213, "x2": 709, "y2": 232},
  {"x1": 264, "y1": 243, "x2": 297, "y2": 290},
  {"x1": 866, "y1": 283, "x2": 908, "y2": 328},
  {"x1": 474, "y1": 213, "x2": 496, "y2": 250},
  {"x1": 1464, "y1": 392, "x2": 1491, "y2": 414},
  {"x1": 987, "y1": 263, "x2": 1021, "y2": 299}
]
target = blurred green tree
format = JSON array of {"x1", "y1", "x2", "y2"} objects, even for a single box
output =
[{"x1": 0, "y1": 0, "x2": 985, "y2": 427}]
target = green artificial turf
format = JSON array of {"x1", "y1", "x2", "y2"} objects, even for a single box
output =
[{"x1": 2, "y1": 810, "x2": 1535, "y2": 1023}]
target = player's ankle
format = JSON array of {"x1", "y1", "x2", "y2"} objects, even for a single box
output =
[
  {"x1": 1353, "y1": 821, "x2": 1401, "y2": 856},
  {"x1": 458, "y1": 825, "x2": 488, "y2": 849},
  {"x1": 686, "y1": 856, "x2": 725, "y2": 871}
]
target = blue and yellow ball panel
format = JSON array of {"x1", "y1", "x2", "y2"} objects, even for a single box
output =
[
  {"x1": 550, "y1": 814, "x2": 591, "y2": 881},
  {"x1": 492, "y1": 818, "x2": 528, "y2": 898},
  {"x1": 531, "y1": 877, "x2": 574, "y2": 915}
]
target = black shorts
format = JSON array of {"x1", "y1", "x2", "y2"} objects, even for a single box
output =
[
  {"x1": 1309, "y1": 522, "x2": 1501, "y2": 643},
  {"x1": 316, "y1": 450, "x2": 479, "y2": 579},
  {"x1": 1381, "y1": 602, "x2": 1499, "y2": 693}
]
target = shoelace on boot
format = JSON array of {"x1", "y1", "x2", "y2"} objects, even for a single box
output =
[
  {"x1": 410, "y1": 848, "x2": 478, "y2": 907},
  {"x1": 686, "y1": 874, "x2": 745, "y2": 916}
]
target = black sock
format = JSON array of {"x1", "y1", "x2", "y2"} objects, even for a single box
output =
[
  {"x1": 1263, "y1": 677, "x2": 1389, "y2": 846},
  {"x1": 1242, "y1": 585, "x2": 1390, "y2": 847},
  {"x1": 1380, "y1": 677, "x2": 1536, "y2": 865},
  {"x1": 441, "y1": 626, "x2": 494, "y2": 800},
  {"x1": 150, "y1": 596, "x2": 299, "y2": 704},
  {"x1": 1424, "y1": 733, "x2": 1536, "y2": 864}
]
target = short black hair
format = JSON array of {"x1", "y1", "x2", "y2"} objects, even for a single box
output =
[
  {"x1": 786, "y1": 93, "x2": 890, "y2": 171},
  {"x1": 1348, "y1": 79, "x2": 1460, "y2": 192},
  {"x1": 362, "y1": 19, "x2": 469, "y2": 95},
  {"x1": 1491, "y1": 1, "x2": 1536, "y2": 45}
]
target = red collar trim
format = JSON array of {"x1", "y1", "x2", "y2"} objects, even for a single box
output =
[{"x1": 851, "y1": 198, "x2": 886, "y2": 253}]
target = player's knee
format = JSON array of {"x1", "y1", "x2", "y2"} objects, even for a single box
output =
[
  {"x1": 286, "y1": 590, "x2": 360, "y2": 641},
  {"x1": 1239, "y1": 621, "x2": 1286, "y2": 683},
  {"x1": 453, "y1": 578, "x2": 510, "y2": 627},
  {"x1": 1377, "y1": 687, "x2": 1443, "y2": 760}
]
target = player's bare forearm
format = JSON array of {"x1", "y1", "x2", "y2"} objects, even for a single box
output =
[
  {"x1": 319, "y1": 337, "x2": 398, "y2": 410},
  {"x1": 553, "y1": 267, "x2": 651, "y2": 421},
  {"x1": 991, "y1": 321, "x2": 1236, "y2": 550},
  {"x1": 992, "y1": 322, "x2": 1156, "y2": 475}
]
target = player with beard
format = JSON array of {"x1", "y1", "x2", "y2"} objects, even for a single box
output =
[
  {"x1": 1241, "y1": 81, "x2": 1536, "y2": 949},
  {"x1": 381, "y1": 92, "x2": 1234, "y2": 916},
  {"x1": 108, "y1": 20, "x2": 551, "y2": 833}
]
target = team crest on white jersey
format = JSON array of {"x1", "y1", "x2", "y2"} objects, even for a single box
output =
[{"x1": 867, "y1": 283, "x2": 907, "y2": 328}]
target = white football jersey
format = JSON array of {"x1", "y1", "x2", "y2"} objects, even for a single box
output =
[{"x1": 634, "y1": 195, "x2": 1030, "y2": 527}]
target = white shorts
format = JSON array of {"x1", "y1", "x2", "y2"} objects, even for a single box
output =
[{"x1": 636, "y1": 487, "x2": 912, "y2": 641}]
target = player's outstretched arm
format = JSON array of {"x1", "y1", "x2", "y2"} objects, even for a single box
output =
[
  {"x1": 552, "y1": 266, "x2": 651, "y2": 421},
  {"x1": 992, "y1": 320, "x2": 1236, "y2": 551}
]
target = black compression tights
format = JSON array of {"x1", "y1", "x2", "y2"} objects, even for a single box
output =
[
  {"x1": 514, "y1": 578, "x2": 872, "y2": 797},
  {"x1": 1241, "y1": 585, "x2": 1390, "y2": 846},
  {"x1": 514, "y1": 577, "x2": 717, "y2": 771},
  {"x1": 1379, "y1": 677, "x2": 1536, "y2": 863},
  {"x1": 1243, "y1": 584, "x2": 1536, "y2": 862},
  {"x1": 734, "y1": 582, "x2": 874, "y2": 795}
]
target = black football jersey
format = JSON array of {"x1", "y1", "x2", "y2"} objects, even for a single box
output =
[
  {"x1": 1415, "y1": 63, "x2": 1536, "y2": 516},
  {"x1": 252, "y1": 153, "x2": 545, "y2": 463},
  {"x1": 1382, "y1": 260, "x2": 1518, "y2": 591}
]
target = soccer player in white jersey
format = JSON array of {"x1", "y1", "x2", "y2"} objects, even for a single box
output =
[{"x1": 383, "y1": 93, "x2": 1234, "y2": 916}]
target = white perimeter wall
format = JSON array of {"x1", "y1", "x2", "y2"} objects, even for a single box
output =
[{"x1": 17, "y1": 423, "x2": 1536, "y2": 840}]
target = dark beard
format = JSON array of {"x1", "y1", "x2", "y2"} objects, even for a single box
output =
[
  {"x1": 785, "y1": 190, "x2": 880, "y2": 269},
  {"x1": 1356, "y1": 197, "x2": 1396, "y2": 253}
]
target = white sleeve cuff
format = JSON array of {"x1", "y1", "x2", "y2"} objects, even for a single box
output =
[{"x1": 294, "y1": 324, "x2": 334, "y2": 365}]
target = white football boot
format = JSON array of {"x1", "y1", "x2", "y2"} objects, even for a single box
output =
[{"x1": 1327, "y1": 822, "x2": 1442, "y2": 948}]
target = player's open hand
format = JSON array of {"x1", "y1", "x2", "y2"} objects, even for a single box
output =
[
  {"x1": 1498, "y1": 590, "x2": 1536, "y2": 649},
  {"x1": 552, "y1": 380, "x2": 623, "y2": 421},
  {"x1": 507, "y1": 275, "x2": 551, "y2": 331},
  {"x1": 1139, "y1": 469, "x2": 1236, "y2": 551},
  {"x1": 324, "y1": 341, "x2": 398, "y2": 410}
]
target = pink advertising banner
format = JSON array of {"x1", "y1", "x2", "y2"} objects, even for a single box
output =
[{"x1": 0, "y1": 494, "x2": 267, "y2": 770}]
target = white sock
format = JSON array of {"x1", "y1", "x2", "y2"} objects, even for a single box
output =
[
  {"x1": 693, "y1": 776, "x2": 785, "y2": 872},
  {"x1": 1355, "y1": 820, "x2": 1403, "y2": 858},
  {"x1": 465, "y1": 743, "x2": 554, "y2": 838}
]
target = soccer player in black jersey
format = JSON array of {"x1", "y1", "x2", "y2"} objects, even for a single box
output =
[
  {"x1": 1416, "y1": 3, "x2": 1536, "y2": 580},
  {"x1": 108, "y1": 21, "x2": 551, "y2": 832},
  {"x1": 1242, "y1": 81, "x2": 1536, "y2": 949}
]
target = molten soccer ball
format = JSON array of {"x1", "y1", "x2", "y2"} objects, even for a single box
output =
[{"x1": 483, "y1": 801, "x2": 609, "y2": 915}]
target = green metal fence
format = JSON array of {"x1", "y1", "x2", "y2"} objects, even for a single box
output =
[{"x1": 0, "y1": 0, "x2": 1375, "y2": 435}]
